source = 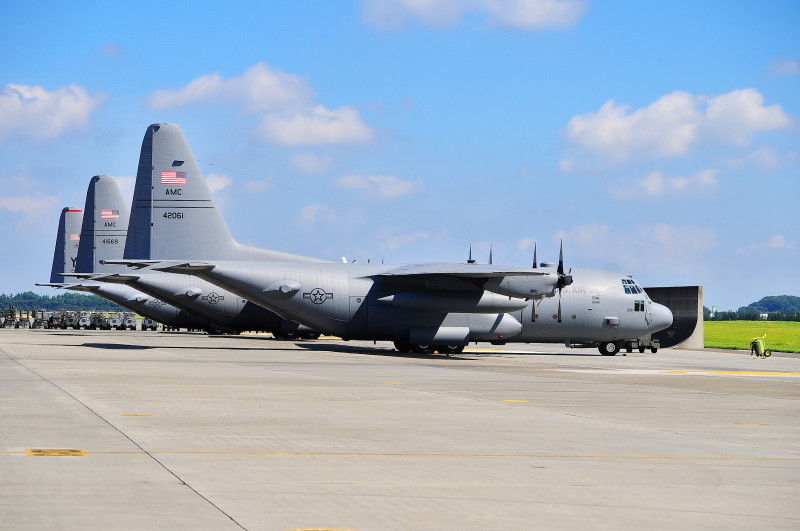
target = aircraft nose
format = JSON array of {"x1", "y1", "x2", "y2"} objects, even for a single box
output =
[{"x1": 650, "y1": 302, "x2": 673, "y2": 331}]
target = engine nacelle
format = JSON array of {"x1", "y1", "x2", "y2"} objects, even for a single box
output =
[
  {"x1": 378, "y1": 290, "x2": 527, "y2": 313},
  {"x1": 483, "y1": 274, "x2": 558, "y2": 300}
]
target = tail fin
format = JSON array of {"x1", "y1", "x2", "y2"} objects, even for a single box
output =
[
  {"x1": 124, "y1": 123, "x2": 324, "y2": 262},
  {"x1": 48, "y1": 207, "x2": 83, "y2": 283},
  {"x1": 75, "y1": 175, "x2": 130, "y2": 274}
]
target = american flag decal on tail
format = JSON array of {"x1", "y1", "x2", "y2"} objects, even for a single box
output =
[
  {"x1": 161, "y1": 171, "x2": 187, "y2": 185},
  {"x1": 101, "y1": 209, "x2": 119, "y2": 219}
]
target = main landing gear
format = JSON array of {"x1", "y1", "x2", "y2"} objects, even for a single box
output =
[
  {"x1": 394, "y1": 341, "x2": 465, "y2": 356},
  {"x1": 599, "y1": 342, "x2": 620, "y2": 356}
]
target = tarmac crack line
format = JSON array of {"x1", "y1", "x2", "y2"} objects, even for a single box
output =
[{"x1": 0, "y1": 345, "x2": 248, "y2": 531}]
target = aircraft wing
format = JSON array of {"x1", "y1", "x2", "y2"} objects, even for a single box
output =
[
  {"x1": 37, "y1": 281, "x2": 102, "y2": 293},
  {"x1": 101, "y1": 259, "x2": 216, "y2": 273},
  {"x1": 369, "y1": 263, "x2": 553, "y2": 279},
  {"x1": 100, "y1": 259, "x2": 164, "y2": 269},
  {"x1": 59, "y1": 273, "x2": 101, "y2": 279}
]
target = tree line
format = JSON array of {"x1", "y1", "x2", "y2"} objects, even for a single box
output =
[
  {"x1": 1, "y1": 291, "x2": 123, "y2": 312},
  {"x1": 704, "y1": 295, "x2": 800, "y2": 322}
]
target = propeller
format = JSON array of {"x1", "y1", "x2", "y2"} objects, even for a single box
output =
[
  {"x1": 556, "y1": 240, "x2": 573, "y2": 323},
  {"x1": 488, "y1": 244, "x2": 493, "y2": 265},
  {"x1": 467, "y1": 245, "x2": 476, "y2": 264},
  {"x1": 556, "y1": 240, "x2": 573, "y2": 290},
  {"x1": 532, "y1": 243, "x2": 538, "y2": 269}
]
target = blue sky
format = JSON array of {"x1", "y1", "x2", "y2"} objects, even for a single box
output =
[{"x1": 1, "y1": 0, "x2": 798, "y2": 311}]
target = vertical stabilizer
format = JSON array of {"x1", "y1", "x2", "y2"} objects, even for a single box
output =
[
  {"x1": 75, "y1": 175, "x2": 130, "y2": 273},
  {"x1": 49, "y1": 207, "x2": 83, "y2": 282},
  {"x1": 124, "y1": 123, "x2": 324, "y2": 262},
  {"x1": 124, "y1": 123, "x2": 239, "y2": 260}
]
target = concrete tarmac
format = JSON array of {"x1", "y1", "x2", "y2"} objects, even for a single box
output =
[{"x1": 1, "y1": 329, "x2": 798, "y2": 530}]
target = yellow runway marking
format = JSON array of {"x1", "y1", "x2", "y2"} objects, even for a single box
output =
[
  {"x1": 5, "y1": 450, "x2": 796, "y2": 461},
  {"x1": 25, "y1": 449, "x2": 87, "y2": 457},
  {"x1": 663, "y1": 371, "x2": 800, "y2": 377},
  {"x1": 732, "y1": 423, "x2": 769, "y2": 426},
  {"x1": 382, "y1": 382, "x2": 403, "y2": 384},
  {"x1": 503, "y1": 399, "x2": 529, "y2": 402}
]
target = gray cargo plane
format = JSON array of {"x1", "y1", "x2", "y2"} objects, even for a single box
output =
[
  {"x1": 110, "y1": 123, "x2": 672, "y2": 355},
  {"x1": 87, "y1": 126, "x2": 323, "y2": 338},
  {"x1": 39, "y1": 199, "x2": 209, "y2": 330}
]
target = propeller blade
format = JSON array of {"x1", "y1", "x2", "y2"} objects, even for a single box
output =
[
  {"x1": 557, "y1": 294, "x2": 562, "y2": 323},
  {"x1": 489, "y1": 244, "x2": 493, "y2": 265},
  {"x1": 556, "y1": 239, "x2": 573, "y2": 290},
  {"x1": 467, "y1": 245, "x2": 475, "y2": 264},
  {"x1": 532, "y1": 243, "x2": 538, "y2": 269}
]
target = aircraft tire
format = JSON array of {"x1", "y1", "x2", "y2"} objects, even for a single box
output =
[
  {"x1": 439, "y1": 345, "x2": 465, "y2": 355},
  {"x1": 394, "y1": 340, "x2": 411, "y2": 353},
  {"x1": 639, "y1": 346, "x2": 646, "y2": 353},
  {"x1": 599, "y1": 342, "x2": 620, "y2": 356},
  {"x1": 412, "y1": 344, "x2": 432, "y2": 354},
  {"x1": 650, "y1": 347, "x2": 658, "y2": 354}
]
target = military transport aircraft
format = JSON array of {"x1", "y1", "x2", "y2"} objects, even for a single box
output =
[
  {"x1": 108, "y1": 123, "x2": 672, "y2": 355},
  {"x1": 38, "y1": 200, "x2": 210, "y2": 330},
  {"x1": 61, "y1": 174, "x2": 318, "y2": 338}
]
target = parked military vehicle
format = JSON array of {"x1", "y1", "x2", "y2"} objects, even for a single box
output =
[
  {"x1": 141, "y1": 318, "x2": 159, "y2": 331},
  {"x1": 60, "y1": 311, "x2": 79, "y2": 329}
]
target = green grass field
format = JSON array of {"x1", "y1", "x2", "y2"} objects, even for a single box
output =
[{"x1": 705, "y1": 321, "x2": 800, "y2": 353}]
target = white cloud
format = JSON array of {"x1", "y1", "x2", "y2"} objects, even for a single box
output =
[
  {"x1": 334, "y1": 174, "x2": 422, "y2": 198},
  {"x1": 484, "y1": 0, "x2": 588, "y2": 29},
  {"x1": 380, "y1": 231, "x2": 429, "y2": 250},
  {"x1": 562, "y1": 89, "x2": 792, "y2": 166},
  {"x1": 361, "y1": 0, "x2": 587, "y2": 30},
  {"x1": 0, "y1": 194, "x2": 60, "y2": 222},
  {"x1": 767, "y1": 235, "x2": 790, "y2": 249},
  {"x1": 244, "y1": 180, "x2": 272, "y2": 194},
  {"x1": 517, "y1": 236, "x2": 536, "y2": 251},
  {"x1": 99, "y1": 43, "x2": 125, "y2": 58},
  {"x1": 736, "y1": 234, "x2": 796, "y2": 254},
  {"x1": 701, "y1": 89, "x2": 792, "y2": 146},
  {"x1": 113, "y1": 176, "x2": 135, "y2": 207},
  {"x1": 560, "y1": 222, "x2": 716, "y2": 276},
  {"x1": 148, "y1": 62, "x2": 311, "y2": 113},
  {"x1": 260, "y1": 106, "x2": 373, "y2": 146},
  {"x1": 769, "y1": 58, "x2": 799, "y2": 76},
  {"x1": 612, "y1": 168, "x2": 719, "y2": 199},
  {"x1": 294, "y1": 204, "x2": 338, "y2": 227},
  {"x1": 206, "y1": 173, "x2": 233, "y2": 192},
  {"x1": 724, "y1": 146, "x2": 798, "y2": 173},
  {"x1": 287, "y1": 153, "x2": 334, "y2": 174},
  {"x1": 148, "y1": 63, "x2": 374, "y2": 146},
  {"x1": 0, "y1": 83, "x2": 107, "y2": 140}
]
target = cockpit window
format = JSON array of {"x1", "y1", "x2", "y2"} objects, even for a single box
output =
[{"x1": 621, "y1": 278, "x2": 643, "y2": 295}]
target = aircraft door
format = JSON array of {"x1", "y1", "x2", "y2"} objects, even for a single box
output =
[{"x1": 349, "y1": 295, "x2": 368, "y2": 335}]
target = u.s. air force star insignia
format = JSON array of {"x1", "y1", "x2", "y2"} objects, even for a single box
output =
[
  {"x1": 202, "y1": 292, "x2": 224, "y2": 304},
  {"x1": 150, "y1": 299, "x2": 164, "y2": 308},
  {"x1": 303, "y1": 288, "x2": 333, "y2": 304}
]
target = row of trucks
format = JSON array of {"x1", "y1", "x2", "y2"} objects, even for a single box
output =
[{"x1": 0, "y1": 308, "x2": 161, "y2": 331}]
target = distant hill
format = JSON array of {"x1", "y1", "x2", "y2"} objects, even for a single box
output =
[
  {"x1": 705, "y1": 295, "x2": 800, "y2": 321},
  {"x1": 0, "y1": 291, "x2": 123, "y2": 312},
  {"x1": 739, "y1": 295, "x2": 800, "y2": 313}
]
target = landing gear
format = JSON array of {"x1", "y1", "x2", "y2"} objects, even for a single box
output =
[
  {"x1": 394, "y1": 341, "x2": 463, "y2": 356},
  {"x1": 599, "y1": 342, "x2": 620, "y2": 356},
  {"x1": 394, "y1": 340, "x2": 411, "y2": 353}
]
